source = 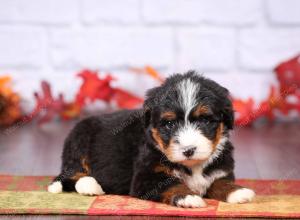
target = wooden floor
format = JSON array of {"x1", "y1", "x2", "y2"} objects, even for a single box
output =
[{"x1": 0, "y1": 120, "x2": 300, "y2": 219}]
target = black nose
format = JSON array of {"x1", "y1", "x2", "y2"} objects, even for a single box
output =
[{"x1": 183, "y1": 147, "x2": 196, "y2": 158}]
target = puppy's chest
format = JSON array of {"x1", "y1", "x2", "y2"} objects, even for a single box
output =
[
  {"x1": 173, "y1": 167, "x2": 211, "y2": 196},
  {"x1": 173, "y1": 166, "x2": 228, "y2": 196}
]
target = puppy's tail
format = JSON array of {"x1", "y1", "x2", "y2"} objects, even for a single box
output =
[{"x1": 48, "y1": 173, "x2": 76, "y2": 194}]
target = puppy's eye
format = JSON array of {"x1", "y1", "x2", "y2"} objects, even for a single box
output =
[
  {"x1": 201, "y1": 118, "x2": 211, "y2": 125},
  {"x1": 198, "y1": 117, "x2": 215, "y2": 125},
  {"x1": 163, "y1": 120, "x2": 175, "y2": 129}
]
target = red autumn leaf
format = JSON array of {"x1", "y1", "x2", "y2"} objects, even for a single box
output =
[
  {"x1": 76, "y1": 69, "x2": 143, "y2": 110},
  {"x1": 275, "y1": 54, "x2": 300, "y2": 95},
  {"x1": 30, "y1": 81, "x2": 80, "y2": 124},
  {"x1": 76, "y1": 70, "x2": 115, "y2": 106},
  {"x1": 113, "y1": 88, "x2": 143, "y2": 109},
  {"x1": 30, "y1": 81, "x2": 66, "y2": 124},
  {"x1": 233, "y1": 98, "x2": 256, "y2": 126},
  {"x1": 274, "y1": 54, "x2": 300, "y2": 114}
]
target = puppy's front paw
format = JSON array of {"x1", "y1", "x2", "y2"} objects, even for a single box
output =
[
  {"x1": 173, "y1": 195, "x2": 207, "y2": 208},
  {"x1": 75, "y1": 176, "x2": 105, "y2": 196},
  {"x1": 48, "y1": 181, "x2": 62, "y2": 194},
  {"x1": 227, "y1": 188, "x2": 255, "y2": 204}
]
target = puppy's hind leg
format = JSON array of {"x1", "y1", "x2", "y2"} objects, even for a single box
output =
[
  {"x1": 48, "y1": 157, "x2": 92, "y2": 194},
  {"x1": 75, "y1": 176, "x2": 105, "y2": 196},
  {"x1": 48, "y1": 172, "x2": 76, "y2": 194},
  {"x1": 48, "y1": 173, "x2": 105, "y2": 196}
]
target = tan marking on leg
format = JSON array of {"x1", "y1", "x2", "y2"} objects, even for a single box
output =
[
  {"x1": 71, "y1": 172, "x2": 87, "y2": 181},
  {"x1": 71, "y1": 157, "x2": 91, "y2": 181},
  {"x1": 206, "y1": 179, "x2": 242, "y2": 202},
  {"x1": 162, "y1": 184, "x2": 195, "y2": 204},
  {"x1": 154, "y1": 164, "x2": 174, "y2": 176},
  {"x1": 81, "y1": 157, "x2": 90, "y2": 174}
]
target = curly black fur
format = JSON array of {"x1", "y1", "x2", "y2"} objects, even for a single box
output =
[{"x1": 50, "y1": 71, "x2": 250, "y2": 207}]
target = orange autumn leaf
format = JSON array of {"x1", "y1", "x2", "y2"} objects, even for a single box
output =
[
  {"x1": 60, "y1": 102, "x2": 82, "y2": 120},
  {"x1": 144, "y1": 66, "x2": 164, "y2": 83},
  {"x1": 0, "y1": 76, "x2": 22, "y2": 126},
  {"x1": 0, "y1": 76, "x2": 14, "y2": 96},
  {"x1": 130, "y1": 66, "x2": 164, "y2": 83}
]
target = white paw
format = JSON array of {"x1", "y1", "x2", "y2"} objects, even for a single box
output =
[
  {"x1": 75, "y1": 176, "x2": 105, "y2": 196},
  {"x1": 48, "y1": 181, "x2": 63, "y2": 194},
  {"x1": 176, "y1": 195, "x2": 207, "y2": 208},
  {"x1": 227, "y1": 188, "x2": 255, "y2": 204}
]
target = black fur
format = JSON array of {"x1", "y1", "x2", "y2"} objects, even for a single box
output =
[{"x1": 52, "y1": 71, "x2": 241, "y2": 206}]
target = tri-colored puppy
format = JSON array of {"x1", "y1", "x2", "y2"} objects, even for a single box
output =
[{"x1": 48, "y1": 71, "x2": 255, "y2": 208}]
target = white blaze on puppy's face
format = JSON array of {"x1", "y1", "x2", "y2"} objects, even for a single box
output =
[
  {"x1": 177, "y1": 78, "x2": 199, "y2": 120},
  {"x1": 171, "y1": 78, "x2": 213, "y2": 164}
]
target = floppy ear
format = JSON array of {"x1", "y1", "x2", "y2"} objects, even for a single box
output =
[
  {"x1": 143, "y1": 106, "x2": 151, "y2": 128},
  {"x1": 207, "y1": 82, "x2": 234, "y2": 130},
  {"x1": 211, "y1": 84, "x2": 235, "y2": 130},
  {"x1": 143, "y1": 86, "x2": 161, "y2": 128},
  {"x1": 222, "y1": 97, "x2": 235, "y2": 130}
]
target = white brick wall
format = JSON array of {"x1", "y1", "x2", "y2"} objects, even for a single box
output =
[
  {"x1": 177, "y1": 27, "x2": 236, "y2": 71},
  {"x1": 0, "y1": 0, "x2": 79, "y2": 24},
  {"x1": 82, "y1": 0, "x2": 140, "y2": 24},
  {"x1": 239, "y1": 28, "x2": 300, "y2": 70},
  {"x1": 0, "y1": 26, "x2": 47, "y2": 68},
  {"x1": 142, "y1": 0, "x2": 262, "y2": 25},
  {"x1": 50, "y1": 27, "x2": 173, "y2": 69},
  {"x1": 267, "y1": 0, "x2": 300, "y2": 24},
  {"x1": 0, "y1": 0, "x2": 299, "y2": 107}
]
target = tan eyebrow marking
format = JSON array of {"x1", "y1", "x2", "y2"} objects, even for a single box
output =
[
  {"x1": 192, "y1": 105, "x2": 210, "y2": 117},
  {"x1": 161, "y1": 111, "x2": 177, "y2": 120}
]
